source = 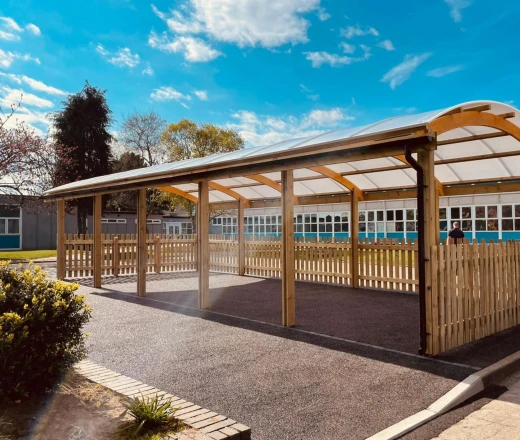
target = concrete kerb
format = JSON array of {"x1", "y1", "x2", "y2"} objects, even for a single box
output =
[
  {"x1": 366, "y1": 349, "x2": 520, "y2": 440},
  {"x1": 74, "y1": 360, "x2": 251, "y2": 440}
]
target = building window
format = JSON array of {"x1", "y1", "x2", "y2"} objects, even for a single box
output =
[
  {"x1": 181, "y1": 222, "x2": 193, "y2": 234},
  {"x1": 501, "y1": 204, "x2": 520, "y2": 231},
  {"x1": 451, "y1": 206, "x2": 473, "y2": 231},
  {"x1": 475, "y1": 205, "x2": 497, "y2": 231},
  {"x1": 102, "y1": 218, "x2": 127, "y2": 224},
  {"x1": 406, "y1": 209, "x2": 417, "y2": 232}
]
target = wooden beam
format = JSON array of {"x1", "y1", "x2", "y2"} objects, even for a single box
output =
[
  {"x1": 394, "y1": 154, "x2": 445, "y2": 196},
  {"x1": 498, "y1": 112, "x2": 516, "y2": 119},
  {"x1": 308, "y1": 166, "x2": 364, "y2": 201},
  {"x1": 281, "y1": 170, "x2": 295, "y2": 327},
  {"x1": 247, "y1": 174, "x2": 300, "y2": 205},
  {"x1": 437, "y1": 131, "x2": 509, "y2": 146},
  {"x1": 350, "y1": 188, "x2": 359, "y2": 288},
  {"x1": 208, "y1": 181, "x2": 251, "y2": 207},
  {"x1": 56, "y1": 200, "x2": 66, "y2": 280},
  {"x1": 93, "y1": 195, "x2": 102, "y2": 289},
  {"x1": 429, "y1": 111, "x2": 520, "y2": 141},
  {"x1": 463, "y1": 104, "x2": 491, "y2": 113},
  {"x1": 238, "y1": 198, "x2": 245, "y2": 276},
  {"x1": 137, "y1": 189, "x2": 147, "y2": 297},
  {"x1": 156, "y1": 186, "x2": 198, "y2": 203},
  {"x1": 418, "y1": 146, "x2": 436, "y2": 355},
  {"x1": 197, "y1": 181, "x2": 210, "y2": 309}
]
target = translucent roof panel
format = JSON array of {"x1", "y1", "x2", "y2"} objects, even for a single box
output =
[{"x1": 44, "y1": 100, "x2": 520, "y2": 200}]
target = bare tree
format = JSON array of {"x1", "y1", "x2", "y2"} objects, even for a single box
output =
[{"x1": 119, "y1": 110, "x2": 167, "y2": 166}]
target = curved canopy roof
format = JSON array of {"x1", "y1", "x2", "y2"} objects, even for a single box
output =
[{"x1": 45, "y1": 100, "x2": 520, "y2": 205}]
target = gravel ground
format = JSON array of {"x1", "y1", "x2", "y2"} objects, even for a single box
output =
[{"x1": 77, "y1": 272, "x2": 482, "y2": 440}]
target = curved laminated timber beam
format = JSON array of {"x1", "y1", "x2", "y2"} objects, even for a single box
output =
[
  {"x1": 207, "y1": 181, "x2": 251, "y2": 207},
  {"x1": 246, "y1": 174, "x2": 299, "y2": 205},
  {"x1": 307, "y1": 166, "x2": 365, "y2": 201},
  {"x1": 430, "y1": 108, "x2": 520, "y2": 141},
  {"x1": 156, "y1": 186, "x2": 198, "y2": 203}
]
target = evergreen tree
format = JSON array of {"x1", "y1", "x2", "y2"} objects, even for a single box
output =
[{"x1": 52, "y1": 81, "x2": 113, "y2": 234}]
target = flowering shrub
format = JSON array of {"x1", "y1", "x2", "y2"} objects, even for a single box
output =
[{"x1": 0, "y1": 262, "x2": 91, "y2": 398}]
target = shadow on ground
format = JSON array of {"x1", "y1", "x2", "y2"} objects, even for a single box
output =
[{"x1": 69, "y1": 271, "x2": 517, "y2": 381}]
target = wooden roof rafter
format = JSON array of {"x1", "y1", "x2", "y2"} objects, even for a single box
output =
[
  {"x1": 246, "y1": 174, "x2": 300, "y2": 205},
  {"x1": 156, "y1": 186, "x2": 198, "y2": 203},
  {"x1": 307, "y1": 166, "x2": 364, "y2": 200},
  {"x1": 208, "y1": 181, "x2": 251, "y2": 207}
]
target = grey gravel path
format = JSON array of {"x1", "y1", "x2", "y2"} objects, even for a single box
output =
[{"x1": 78, "y1": 273, "x2": 480, "y2": 440}]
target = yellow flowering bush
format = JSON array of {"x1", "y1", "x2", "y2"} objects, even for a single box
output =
[{"x1": 0, "y1": 261, "x2": 91, "y2": 398}]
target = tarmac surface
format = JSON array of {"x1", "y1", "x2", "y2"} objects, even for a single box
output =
[{"x1": 74, "y1": 271, "x2": 503, "y2": 440}]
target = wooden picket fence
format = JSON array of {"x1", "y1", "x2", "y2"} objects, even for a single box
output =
[
  {"x1": 429, "y1": 241, "x2": 520, "y2": 355},
  {"x1": 359, "y1": 238, "x2": 418, "y2": 292},
  {"x1": 63, "y1": 234, "x2": 418, "y2": 291}
]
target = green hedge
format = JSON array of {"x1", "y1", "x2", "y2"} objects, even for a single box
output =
[{"x1": 0, "y1": 262, "x2": 91, "y2": 398}]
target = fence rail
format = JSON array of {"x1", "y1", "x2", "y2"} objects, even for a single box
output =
[
  {"x1": 429, "y1": 241, "x2": 520, "y2": 355},
  {"x1": 63, "y1": 234, "x2": 418, "y2": 291}
]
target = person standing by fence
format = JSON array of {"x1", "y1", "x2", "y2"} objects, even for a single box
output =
[{"x1": 448, "y1": 221, "x2": 465, "y2": 245}]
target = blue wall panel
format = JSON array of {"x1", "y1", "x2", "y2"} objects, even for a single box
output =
[{"x1": 0, "y1": 235, "x2": 20, "y2": 249}]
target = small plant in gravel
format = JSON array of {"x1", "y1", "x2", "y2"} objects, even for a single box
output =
[
  {"x1": 0, "y1": 261, "x2": 91, "y2": 399},
  {"x1": 121, "y1": 394, "x2": 182, "y2": 438}
]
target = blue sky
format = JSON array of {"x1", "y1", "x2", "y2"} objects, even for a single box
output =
[{"x1": 0, "y1": 0, "x2": 519, "y2": 146}]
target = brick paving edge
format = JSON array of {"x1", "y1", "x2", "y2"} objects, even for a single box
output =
[{"x1": 74, "y1": 360, "x2": 251, "y2": 440}]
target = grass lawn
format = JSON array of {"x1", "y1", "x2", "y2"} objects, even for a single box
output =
[{"x1": 0, "y1": 250, "x2": 57, "y2": 260}]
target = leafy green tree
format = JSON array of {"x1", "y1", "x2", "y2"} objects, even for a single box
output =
[
  {"x1": 107, "y1": 151, "x2": 170, "y2": 215},
  {"x1": 106, "y1": 151, "x2": 145, "y2": 212},
  {"x1": 52, "y1": 82, "x2": 113, "y2": 234},
  {"x1": 160, "y1": 119, "x2": 245, "y2": 229}
]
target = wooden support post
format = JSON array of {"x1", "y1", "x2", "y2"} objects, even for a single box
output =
[
  {"x1": 93, "y1": 195, "x2": 102, "y2": 288},
  {"x1": 197, "y1": 181, "x2": 210, "y2": 309},
  {"x1": 238, "y1": 198, "x2": 245, "y2": 276},
  {"x1": 434, "y1": 184, "x2": 440, "y2": 245},
  {"x1": 154, "y1": 235, "x2": 161, "y2": 274},
  {"x1": 281, "y1": 170, "x2": 295, "y2": 327},
  {"x1": 418, "y1": 142, "x2": 437, "y2": 354},
  {"x1": 56, "y1": 199, "x2": 66, "y2": 280},
  {"x1": 113, "y1": 235, "x2": 119, "y2": 277},
  {"x1": 137, "y1": 189, "x2": 147, "y2": 297},
  {"x1": 350, "y1": 188, "x2": 360, "y2": 288}
]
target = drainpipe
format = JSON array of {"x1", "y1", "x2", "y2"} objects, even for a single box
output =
[{"x1": 404, "y1": 146, "x2": 427, "y2": 356}]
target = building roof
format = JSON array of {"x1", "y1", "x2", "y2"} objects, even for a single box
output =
[{"x1": 45, "y1": 100, "x2": 520, "y2": 205}]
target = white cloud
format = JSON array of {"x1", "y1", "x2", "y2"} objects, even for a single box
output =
[
  {"x1": 228, "y1": 107, "x2": 354, "y2": 147},
  {"x1": 26, "y1": 23, "x2": 42, "y2": 36},
  {"x1": 194, "y1": 90, "x2": 208, "y2": 100},
  {"x1": 317, "y1": 7, "x2": 330, "y2": 21},
  {"x1": 377, "y1": 40, "x2": 395, "y2": 51},
  {"x1": 381, "y1": 53, "x2": 432, "y2": 89},
  {"x1": 427, "y1": 65, "x2": 465, "y2": 77},
  {"x1": 96, "y1": 45, "x2": 140, "y2": 68},
  {"x1": 150, "y1": 86, "x2": 192, "y2": 106},
  {"x1": 0, "y1": 30, "x2": 20, "y2": 41},
  {"x1": 0, "y1": 72, "x2": 67, "y2": 95},
  {"x1": 444, "y1": 0, "x2": 472, "y2": 23},
  {"x1": 151, "y1": 0, "x2": 321, "y2": 49},
  {"x1": 0, "y1": 87, "x2": 54, "y2": 109},
  {"x1": 305, "y1": 45, "x2": 370, "y2": 68},
  {"x1": 340, "y1": 24, "x2": 379, "y2": 39},
  {"x1": 340, "y1": 42, "x2": 356, "y2": 54},
  {"x1": 0, "y1": 105, "x2": 50, "y2": 135},
  {"x1": 300, "y1": 84, "x2": 311, "y2": 92},
  {"x1": 0, "y1": 49, "x2": 40, "y2": 69},
  {"x1": 0, "y1": 17, "x2": 23, "y2": 33},
  {"x1": 148, "y1": 31, "x2": 221, "y2": 62},
  {"x1": 96, "y1": 44, "x2": 109, "y2": 56},
  {"x1": 142, "y1": 63, "x2": 154, "y2": 76},
  {"x1": 308, "y1": 94, "x2": 319, "y2": 101}
]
